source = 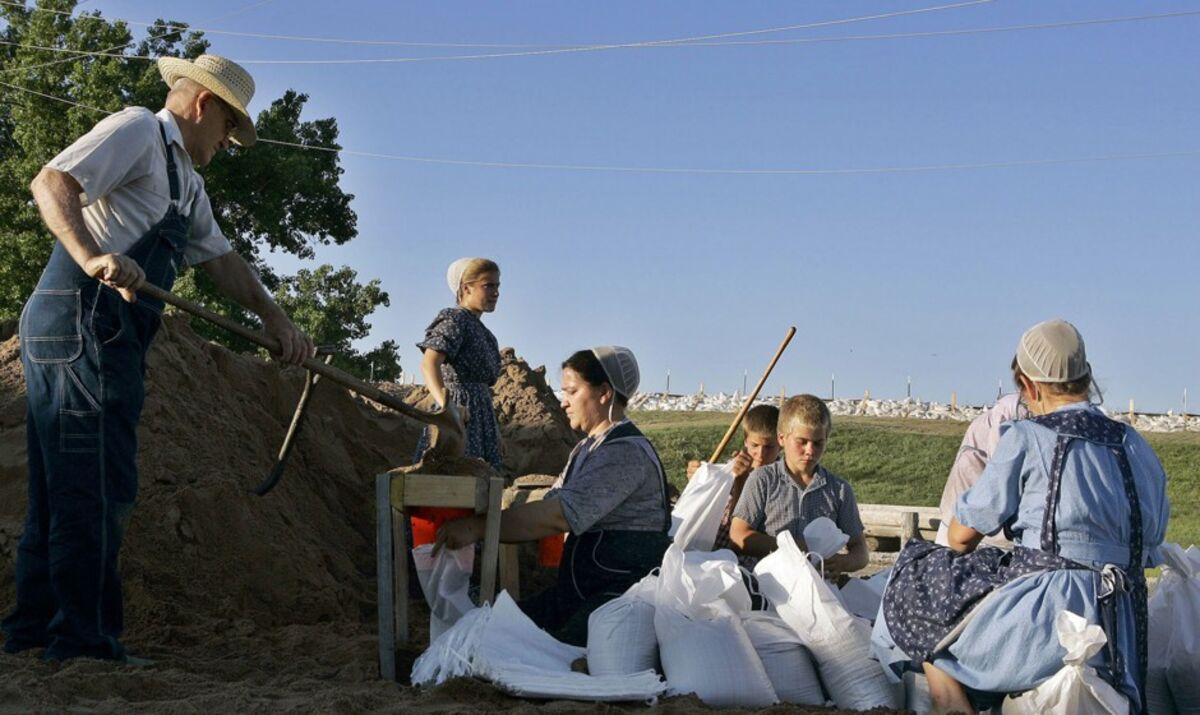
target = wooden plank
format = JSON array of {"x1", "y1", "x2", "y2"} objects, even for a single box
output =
[
  {"x1": 375, "y1": 473, "x2": 396, "y2": 682},
  {"x1": 392, "y1": 506, "x2": 408, "y2": 652},
  {"x1": 389, "y1": 474, "x2": 486, "y2": 510},
  {"x1": 499, "y1": 544, "x2": 521, "y2": 600},
  {"x1": 899, "y1": 511, "x2": 919, "y2": 546},
  {"x1": 478, "y1": 476, "x2": 504, "y2": 604}
]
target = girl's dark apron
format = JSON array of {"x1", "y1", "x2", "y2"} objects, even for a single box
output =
[
  {"x1": 881, "y1": 409, "x2": 1148, "y2": 711},
  {"x1": 519, "y1": 421, "x2": 671, "y2": 646},
  {"x1": 2, "y1": 124, "x2": 191, "y2": 661}
]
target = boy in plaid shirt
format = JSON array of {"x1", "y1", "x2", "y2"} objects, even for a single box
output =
[{"x1": 686, "y1": 404, "x2": 781, "y2": 555}]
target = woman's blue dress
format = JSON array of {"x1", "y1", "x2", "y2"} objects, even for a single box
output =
[
  {"x1": 413, "y1": 306, "x2": 502, "y2": 469},
  {"x1": 872, "y1": 402, "x2": 1170, "y2": 711}
]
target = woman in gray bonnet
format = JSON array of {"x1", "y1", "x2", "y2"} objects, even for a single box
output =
[
  {"x1": 437, "y1": 346, "x2": 671, "y2": 646},
  {"x1": 874, "y1": 319, "x2": 1170, "y2": 715}
]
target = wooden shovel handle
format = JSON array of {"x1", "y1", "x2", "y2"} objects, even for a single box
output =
[
  {"x1": 137, "y1": 283, "x2": 454, "y2": 429},
  {"x1": 707, "y1": 326, "x2": 796, "y2": 464}
]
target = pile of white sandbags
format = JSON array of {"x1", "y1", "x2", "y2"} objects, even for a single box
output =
[
  {"x1": 755, "y1": 531, "x2": 903, "y2": 710},
  {"x1": 621, "y1": 391, "x2": 1196, "y2": 433}
]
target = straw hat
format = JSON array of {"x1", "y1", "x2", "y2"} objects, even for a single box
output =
[{"x1": 158, "y1": 54, "x2": 257, "y2": 146}]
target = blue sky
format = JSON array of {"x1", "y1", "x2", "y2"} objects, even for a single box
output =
[{"x1": 60, "y1": 1, "x2": 1200, "y2": 410}]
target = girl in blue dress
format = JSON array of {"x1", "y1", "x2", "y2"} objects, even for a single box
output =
[
  {"x1": 874, "y1": 319, "x2": 1170, "y2": 714},
  {"x1": 410, "y1": 257, "x2": 503, "y2": 545}
]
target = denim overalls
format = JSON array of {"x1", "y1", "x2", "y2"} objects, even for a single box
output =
[{"x1": 2, "y1": 123, "x2": 190, "y2": 661}]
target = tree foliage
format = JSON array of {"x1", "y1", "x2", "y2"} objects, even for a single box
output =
[{"x1": 0, "y1": 0, "x2": 397, "y2": 380}]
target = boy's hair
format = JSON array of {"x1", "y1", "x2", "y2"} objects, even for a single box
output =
[
  {"x1": 778, "y1": 394, "x2": 832, "y2": 436},
  {"x1": 742, "y1": 404, "x2": 779, "y2": 436}
]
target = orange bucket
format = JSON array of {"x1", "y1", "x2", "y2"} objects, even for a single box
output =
[
  {"x1": 409, "y1": 506, "x2": 474, "y2": 546},
  {"x1": 538, "y1": 533, "x2": 566, "y2": 567}
]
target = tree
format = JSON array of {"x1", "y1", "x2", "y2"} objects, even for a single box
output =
[
  {"x1": 0, "y1": 0, "x2": 396, "y2": 378},
  {"x1": 273, "y1": 265, "x2": 401, "y2": 380}
]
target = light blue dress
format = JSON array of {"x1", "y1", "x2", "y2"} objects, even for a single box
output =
[{"x1": 872, "y1": 402, "x2": 1170, "y2": 710}]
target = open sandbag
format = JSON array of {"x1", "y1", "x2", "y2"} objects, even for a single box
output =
[
  {"x1": 669, "y1": 461, "x2": 735, "y2": 552},
  {"x1": 412, "y1": 543, "x2": 475, "y2": 641},
  {"x1": 754, "y1": 531, "x2": 901, "y2": 710},
  {"x1": 587, "y1": 573, "x2": 659, "y2": 676},
  {"x1": 740, "y1": 611, "x2": 825, "y2": 705},
  {"x1": 653, "y1": 545, "x2": 776, "y2": 707},
  {"x1": 1001, "y1": 610, "x2": 1129, "y2": 715}
]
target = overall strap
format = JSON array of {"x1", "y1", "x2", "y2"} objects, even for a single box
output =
[
  {"x1": 1030, "y1": 408, "x2": 1145, "y2": 708},
  {"x1": 1029, "y1": 408, "x2": 1125, "y2": 555},
  {"x1": 157, "y1": 122, "x2": 180, "y2": 203},
  {"x1": 591, "y1": 421, "x2": 673, "y2": 533}
]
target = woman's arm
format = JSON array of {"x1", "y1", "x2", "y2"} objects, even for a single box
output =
[
  {"x1": 947, "y1": 517, "x2": 984, "y2": 554},
  {"x1": 436, "y1": 498, "x2": 570, "y2": 552},
  {"x1": 421, "y1": 348, "x2": 449, "y2": 410}
]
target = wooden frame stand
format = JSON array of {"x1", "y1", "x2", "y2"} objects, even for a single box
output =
[{"x1": 375, "y1": 472, "x2": 504, "y2": 682}]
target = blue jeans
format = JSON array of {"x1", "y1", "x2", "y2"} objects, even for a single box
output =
[{"x1": 4, "y1": 278, "x2": 154, "y2": 660}]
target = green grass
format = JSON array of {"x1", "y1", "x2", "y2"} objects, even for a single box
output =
[{"x1": 634, "y1": 410, "x2": 1200, "y2": 548}]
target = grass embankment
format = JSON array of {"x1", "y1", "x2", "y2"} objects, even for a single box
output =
[{"x1": 634, "y1": 410, "x2": 1200, "y2": 548}]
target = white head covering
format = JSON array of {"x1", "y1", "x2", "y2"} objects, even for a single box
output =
[
  {"x1": 590, "y1": 346, "x2": 640, "y2": 399},
  {"x1": 1016, "y1": 319, "x2": 1091, "y2": 383},
  {"x1": 446, "y1": 257, "x2": 475, "y2": 297}
]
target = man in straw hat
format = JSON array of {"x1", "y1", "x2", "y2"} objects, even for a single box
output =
[{"x1": 1, "y1": 55, "x2": 313, "y2": 663}]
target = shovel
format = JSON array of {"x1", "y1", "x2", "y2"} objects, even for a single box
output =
[{"x1": 137, "y1": 283, "x2": 467, "y2": 462}]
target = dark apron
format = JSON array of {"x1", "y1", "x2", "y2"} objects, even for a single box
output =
[
  {"x1": 519, "y1": 421, "x2": 671, "y2": 646},
  {"x1": 881, "y1": 408, "x2": 1147, "y2": 711},
  {"x1": 2, "y1": 123, "x2": 191, "y2": 661}
]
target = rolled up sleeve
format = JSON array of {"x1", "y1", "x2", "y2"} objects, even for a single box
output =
[{"x1": 956, "y1": 423, "x2": 1025, "y2": 536}]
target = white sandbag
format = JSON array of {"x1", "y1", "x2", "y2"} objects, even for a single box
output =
[
  {"x1": 412, "y1": 543, "x2": 475, "y2": 642},
  {"x1": 740, "y1": 612, "x2": 825, "y2": 705},
  {"x1": 411, "y1": 604, "x2": 491, "y2": 686},
  {"x1": 904, "y1": 671, "x2": 932, "y2": 715},
  {"x1": 656, "y1": 544, "x2": 750, "y2": 615},
  {"x1": 803, "y1": 516, "x2": 849, "y2": 560},
  {"x1": 587, "y1": 574, "x2": 659, "y2": 676},
  {"x1": 653, "y1": 544, "x2": 776, "y2": 707},
  {"x1": 1150, "y1": 544, "x2": 1200, "y2": 714},
  {"x1": 475, "y1": 591, "x2": 585, "y2": 676},
  {"x1": 1001, "y1": 610, "x2": 1129, "y2": 715},
  {"x1": 654, "y1": 603, "x2": 777, "y2": 708},
  {"x1": 1147, "y1": 668, "x2": 1179, "y2": 715},
  {"x1": 488, "y1": 664, "x2": 667, "y2": 702},
  {"x1": 669, "y1": 461, "x2": 735, "y2": 551},
  {"x1": 754, "y1": 531, "x2": 901, "y2": 710}
]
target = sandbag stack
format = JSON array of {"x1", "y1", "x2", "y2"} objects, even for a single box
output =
[{"x1": 1148, "y1": 543, "x2": 1200, "y2": 714}]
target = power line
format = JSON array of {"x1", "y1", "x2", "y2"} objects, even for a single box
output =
[
  {"x1": 1, "y1": 4, "x2": 1194, "y2": 65},
  {"x1": 3, "y1": 78, "x2": 1197, "y2": 177},
  {"x1": 0, "y1": 0, "x2": 285, "y2": 77},
  {"x1": 0, "y1": 0, "x2": 995, "y2": 60}
]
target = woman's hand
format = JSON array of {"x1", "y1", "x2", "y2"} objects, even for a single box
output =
[{"x1": 434, "y1": 515, "x2": 485, "y2": 554}]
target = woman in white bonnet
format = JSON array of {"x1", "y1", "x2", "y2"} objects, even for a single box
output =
[
  {"x1": 409, "y1": 257, "x2": 503, "y2": 546},
  {"x1": 874, "y1": 319, "x2": 1170, "y2": 714}
]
